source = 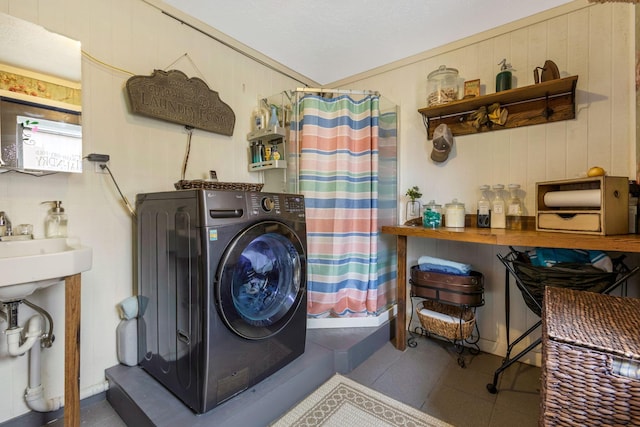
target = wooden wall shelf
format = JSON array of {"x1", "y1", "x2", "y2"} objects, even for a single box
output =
[{"x1": 418, "y1": 75, "x2": 578, "y2": 139}]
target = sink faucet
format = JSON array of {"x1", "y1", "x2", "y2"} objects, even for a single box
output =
[{"x1": 0, "y1": 212, "x2": 11, "y2": 237}]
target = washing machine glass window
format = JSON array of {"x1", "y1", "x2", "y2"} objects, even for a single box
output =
[{"x1": 217, "y1": 221, "x2": 306, "y2": 340}]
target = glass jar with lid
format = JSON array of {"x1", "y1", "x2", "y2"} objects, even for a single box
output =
[
  {"x1": 423, "y1": 200, "x2": 442, "y2": 228},
  {"x1": 427, "y1": 65, "x2": 460, "y2": 106},
  {"x1": 445, "y1": 199, "x2": 466, "y2": 228}
]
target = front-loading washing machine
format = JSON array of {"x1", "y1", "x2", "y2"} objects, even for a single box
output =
[{"x1": 135, "y1": 189, "x2": 307, "y2": 413}]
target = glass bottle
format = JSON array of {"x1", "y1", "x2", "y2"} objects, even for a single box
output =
[
  {"x1": 491, "y1": 184, "x2": 506, "y2": 229},
  {"x1": 506, "y1": 183, "x2": 523, "y2": 230},
  {"x1": 406, "y1": 199, "x2": 422, "y2": 222},
  {"x1": 44, "y1": 201, "x2": 68, "y2": 238},
  {"x1": 477, "y1": 185, "x2": 491, "y2": 228}
]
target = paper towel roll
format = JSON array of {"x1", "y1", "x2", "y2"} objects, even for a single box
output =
[{"x1": 543, "y1": 189, "x2": 601, "y2": 208}]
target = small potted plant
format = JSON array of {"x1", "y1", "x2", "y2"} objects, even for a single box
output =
[{"x1": 405, "y1": 186, "x2": 423, "y2": 221}]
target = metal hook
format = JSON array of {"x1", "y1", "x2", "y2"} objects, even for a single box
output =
[{"x1": 542, "y1": 93, "x2": 554, "y2": 119}]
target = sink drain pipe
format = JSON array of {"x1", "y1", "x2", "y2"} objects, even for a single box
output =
[
  {"x1": 24, "y1": 324, "x2": 62, "y2": 412},
  {"x1": 5, "y1": 314, "x2": 42, "y2": 356},
  {"x1": 3, "y1": 301, "x2": 61, "y2": 412}
]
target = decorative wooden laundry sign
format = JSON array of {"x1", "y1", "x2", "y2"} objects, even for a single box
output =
[{"x1": 125, "y1": 69, "x2": 235, "y2": 136}]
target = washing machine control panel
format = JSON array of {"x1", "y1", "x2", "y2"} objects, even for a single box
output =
[
  {"x1": 283, "y1": 195, "x2": 305, "y2": 214},
  {"x1": 248, "y1": 193, "x2": 281, "y2": 215},
  {"x1": 261, "y1": 196, "x2": 276, "y2": 212},
  {"x1": 247, "y1": 193, "x2": 305, "y2": 219}
]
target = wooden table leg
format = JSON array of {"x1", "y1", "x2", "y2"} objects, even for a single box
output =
[
  {"x1": 394, "y1": 235, "x2": 407, "y2": 351},
  {"x1": 64, "y1": 274, "x2": 81, "y2": 427}
]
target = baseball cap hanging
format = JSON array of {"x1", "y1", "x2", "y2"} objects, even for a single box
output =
[{"x1": 431, "y1": 123, "x2": 453, "y2": 163}]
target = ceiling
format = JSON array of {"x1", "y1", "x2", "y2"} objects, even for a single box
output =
[{"x1": 162, "y1": 0, "x2": 575, "y2": 85}]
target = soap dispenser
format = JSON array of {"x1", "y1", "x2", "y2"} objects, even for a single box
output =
[{"x1": 43, "y1": 201, "x2": 68, "y2": 238}]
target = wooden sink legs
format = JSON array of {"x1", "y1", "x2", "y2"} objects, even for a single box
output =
[{"x1": 64, "y1": 273, "x2": 81, "y2": 427}]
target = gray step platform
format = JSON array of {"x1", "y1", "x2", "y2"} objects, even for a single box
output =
[{"x1": 106, "y1": 322, "x2": 393, "y2": 427}]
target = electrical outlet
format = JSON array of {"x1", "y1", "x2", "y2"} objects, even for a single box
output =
[
  {"x1": 87, "y1": 153, "x2": 110, "y2": 174},
  {"x1": 94, "y1": 162, "x2": 108, "y2": 174}
]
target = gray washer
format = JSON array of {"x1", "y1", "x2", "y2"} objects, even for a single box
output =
[{"x1": 136, "y1": 189, "x2": 307, "y2": 414}]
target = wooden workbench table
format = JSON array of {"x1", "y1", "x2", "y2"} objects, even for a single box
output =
[{"x1": 381, "y1": 225, "x2": 640, "y2": 351}]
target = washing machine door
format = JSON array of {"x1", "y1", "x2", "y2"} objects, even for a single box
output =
[{"x1": 216, "y1": 220, "x2": 306, "y2": 340}]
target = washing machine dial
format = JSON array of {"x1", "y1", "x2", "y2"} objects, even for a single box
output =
[{"x1": 261, "y1": 196, "x2": 275, "y2": 212}]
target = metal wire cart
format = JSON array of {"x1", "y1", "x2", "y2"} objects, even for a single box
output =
[
  {"x1": 486, "y1": 247, "x2": 640, "y2": 394},
  {"x1": 407, "y1": 265, "x2": 484, "y2": 367}
]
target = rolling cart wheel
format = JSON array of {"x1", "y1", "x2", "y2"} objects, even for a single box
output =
[
  {"x1": 457, "y1": 357, "x2": 466, "y2": 368},
  {"x1": 407, "y1": 337, "x2": 417, "y2": 348},
  {"x1": 486, "y1": 383, "x2": 498, "y2": 394}
]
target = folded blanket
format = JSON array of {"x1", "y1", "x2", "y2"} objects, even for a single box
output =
[{"x1": 418, "y1": 255, "x2": 471, "y2": 276}]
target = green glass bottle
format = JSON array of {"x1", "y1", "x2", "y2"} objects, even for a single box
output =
[{"x1": 496, "y1": 59, "x2": 512, "y2": 92}]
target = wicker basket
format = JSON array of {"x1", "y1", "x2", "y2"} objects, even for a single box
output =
[
  {"x1": 541, "y1": 287, "x2": 640, "y2": 426},
  {"x1": 174, "y1": 180, "x2": 264, "y2": 192},
  {"x1": 416, "y1": 300, "x2": 475, "y2": 341}
]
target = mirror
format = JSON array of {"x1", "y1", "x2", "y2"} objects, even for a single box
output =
[{"x1": 0, "y1": 12, "x2": 82, "y2": 174}]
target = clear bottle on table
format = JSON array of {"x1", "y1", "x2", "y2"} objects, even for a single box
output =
[
  {"x1": 477, "y1": 185, "x2": 491, "y2": 228},
  {"x1": 491, "y1": 184, "x2": 506, "y2": 229},
  {"x1": 506, "y1": 183, "x2": 523, "y2": 230}
]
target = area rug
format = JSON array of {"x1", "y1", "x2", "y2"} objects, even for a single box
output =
[{"x1": 270, "y1": 374, "x2": 452, "y2": 427}]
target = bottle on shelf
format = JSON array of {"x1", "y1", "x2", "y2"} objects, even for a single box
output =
[
  {"x1": 250, "y1": 141, "x2": 260, "y2": 163},
  {"x1": 251, "y1": 106, "x2": 264, "y2": 132},
  {"x1": 477, "y1": 185, "x2": 491, "y2": 228},
  {"x1": 506, "y1": 183, "x2": 524, "y2": 230},
  {"x1": 496, "y1": 59, "x2": 513, "y2": 92},
  {"x1": 269, "y1": 105, "x2": 279, "y2": 128},
  {"x1": 491, "y1": 184, "x2": 506, "y2": 229},
  {"x1": 257, "y1": 141, "x2": 265, "y2": 163},
  {"x1": 271, "y1": 144, "x2": 280, "y2": 161},
  {"x1": 252, "y1": 101, "x2": 271, "y2": 132}
]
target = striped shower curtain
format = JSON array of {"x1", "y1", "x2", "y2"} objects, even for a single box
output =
[{"x1": 297, "y1": 94, "x2": 391, "y2": 318}]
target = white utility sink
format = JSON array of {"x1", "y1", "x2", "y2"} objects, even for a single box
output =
[{"x1": 0, "y1": 237, "x2": 92, "y2": 302}]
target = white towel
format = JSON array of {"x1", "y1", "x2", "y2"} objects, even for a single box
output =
[{"x1": 419, "y1": 307, "x2": 461, "y2": 324}]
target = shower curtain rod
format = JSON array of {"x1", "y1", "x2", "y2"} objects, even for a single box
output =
[{"x1": 295, "y1": 88, "x2": 380, "y2": 96}]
